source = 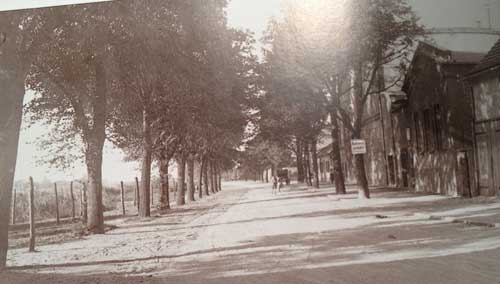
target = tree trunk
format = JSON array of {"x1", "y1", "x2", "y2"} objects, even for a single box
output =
[
  {"x1": 353, "y1": 58, "x2": 370, "y2": 199},
  {"x1": 176, "y1": 155, "x2": 187, "y2": 206},
  {"x1": 81, "y1": 183, "x2": 88, "y2": 224},
  {"x1": 302, "y1": 144, "x2": 308, "y2": 185},
  {"x1": 213, "y1": 162, "x2": 219, "y2": 192},
  {"x1": 53, "y1": 183, "x2": 60, "y2": 225},
  {"x1": 135, "y1": 177, "x2": 140, "y2": 210},
  {"x1": 198, "y1": 158, "x2": 204, "y2": 199},
  {"x1": 203, "y1": 159, "x2": 210, "y2": 196},
  {"x1": 187, "y1": 154, "x2": 196, "y2": 202},
  {"x1": 85, "y1": 144, "x2": 105, "y2": 233},
  {"x1": 133, "y1": 179, "x2": 137, "y2": 207},
  {"x1": 0, "y1": 70, "x2": 25, "y2": 268},
  {"x1": 140, "y1": 108, "x2": 152, "y2": 217},
  {"x1": 70, "y1": 181, "x2": 75, "y2": 221},
  {"x1": 354, "y1": 152, "x2": 370, "y2": 199},
  {"x1": 83, "y1": 54, "x2": 107, "y2": 233},
  {"x1": 120, "y1": 181, "x2": 125, "y2": 215},
  {"x1": 330, "y1": 112, "x2": 347, "y2": 194},
  {"x1": 304, "y1": 142, "x2": 312, "y2": 186},
  {"x1": 28, "y1": 177, "x2": 35, "y2": 253},
  {"x1": 218, "y1": 173, "x2": 222, "y2": 192},
  {"x1": 209, "y1": 161, "x2": 216, "y2": 193},
  {"x1": 311, "y1": 139, "x2": 320, "y2": 189},
  {"x1": 296, "y1": 139, "x2": 304, "y2": 183},
  {"x1": 159, "y1": 152, "x2": 170, "y2": 210}
]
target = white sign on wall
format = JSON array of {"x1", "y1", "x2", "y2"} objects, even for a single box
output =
[{"x1": 351, "y1": 139, "x2": 367, "y2": 155}]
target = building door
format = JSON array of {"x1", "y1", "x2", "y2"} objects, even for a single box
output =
[
  {"x1": 476, "y1": 123, "x2": 500, "y2": 196},
  {"x1": 476, "y1": 133, "x2": 492, "y2": 195}
]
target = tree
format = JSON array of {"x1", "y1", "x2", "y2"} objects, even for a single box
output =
[
  {"x1": 24, "y1": 3, "x2": 120, "y2": 232},
  {"x1": 264, "y1": 0, "x2": 424, "y2": 197},
  {"x1": 108, "y1": 0, "x2": 189, "y2": 217},
  {"x1": 239, "y1": 137, "x2": 294, "y2": 181},
  {"x1": 341, "y1": 0, "x2": 424, "y2": 198},
  {"x1": 256, "y1": 19, "x2": 328, "y2": 185},
  {"x1": 0, "y1": 7, "x2": 66, "y2": 268},
  {"x1": 109, "y1": 0, "x2": 254, "y2": 208}
]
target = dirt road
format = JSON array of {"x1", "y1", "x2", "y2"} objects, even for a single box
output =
[{"x1": 2, "y1": 181, "x2": 500, "y2": 283}]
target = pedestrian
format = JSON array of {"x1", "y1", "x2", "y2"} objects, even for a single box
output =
[{"x1": 272, "y1": 175, "x2": 278, "y2": 194}]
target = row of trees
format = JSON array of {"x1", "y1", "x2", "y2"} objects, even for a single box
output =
[
  {"x1": 0, "y1": 0, "x2": 257, "y2": 269},
  {"x1": 241, "y1": 0, "x2": 424, "y2": 197}
]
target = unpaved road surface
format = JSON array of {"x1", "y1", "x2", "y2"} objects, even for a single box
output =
[{"x1": 2, "y1": 181, "x2": 500, "y2": 283}]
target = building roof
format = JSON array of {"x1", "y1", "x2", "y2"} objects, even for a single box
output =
[
  {"x1": 402, "y1": 41, "x2": 485, "y2": 94},
  {"x1": 468, "y1": 38, "x2": 500, "y2": 76},
  {"x1": 449, "y1": 51, "x2": 486, "y2": 64},
  {"x1": 416, "y1": 41, "x2": 485, "y2": 65}
]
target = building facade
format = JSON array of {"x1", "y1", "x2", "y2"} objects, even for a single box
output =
[
  {"x1": 467, "y1": 39, "x2": 500, "y2": 196},
  {"x1": 397, "y1": 42, "x2": 484, "y2": 196}
]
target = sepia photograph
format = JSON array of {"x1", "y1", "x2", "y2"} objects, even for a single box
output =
[{"x1": 0, "y1": 0, "x2": 499, "y2": 283}]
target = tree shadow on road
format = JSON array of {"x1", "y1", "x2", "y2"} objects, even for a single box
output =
[{"x1": 7, "y1": 219, "x2": 500, "y2": 284}]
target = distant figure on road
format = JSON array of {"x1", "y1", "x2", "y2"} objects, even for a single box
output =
[{"x1": 272, "y1": 176, "x2": 278, "y2": 195}]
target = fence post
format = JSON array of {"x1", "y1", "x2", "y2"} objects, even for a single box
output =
[
  {"x1": 70, "y1": 181, "x2": 75, "y2": 221},
  {"x1": 120, "y1": 181, "x2": 126, "y2": 215},
  {"x1": 11, "y1": 186, "x2": 16, "y2": 225},
  {"x1": 135, "y1": 177, "x2": 140, "y2": 211},
  {"x1": 54, "y1": 182, "x2": 60, "y2": 225},
  {"x1": 29, "y1": 177, "x2": 36, "y2": 252}
]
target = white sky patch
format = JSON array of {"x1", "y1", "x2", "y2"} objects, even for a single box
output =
[{"x1": 226, "y1": 0, "x2": 282, "y2": 40}]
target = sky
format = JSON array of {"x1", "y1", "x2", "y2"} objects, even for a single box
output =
[
  {"x1": 227, "y1": 0, "x2": 282, "y2": 41},
  {"x1": 2, "y1": 0, "x2": 499, "y2": 184}
]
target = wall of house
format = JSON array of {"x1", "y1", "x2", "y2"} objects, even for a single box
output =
[
  {"x1": 390, "y1": 108, "x2": 413, "y2": 188},
  {"x1": 472, "y1": 72, "x2": 500, "y2": 196},
  {"x1": 413, "y1": 150, "x2": 458, "y2": 195},
  {"x1": 404, "y1": 54, "x2": 476, "y2": 196},
  {"x1": 361, "y1": 115, "x2": 388, "y2": 187},
  {"x1": 473, "y1": 73, "x2": 500, "y2": 121}
]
